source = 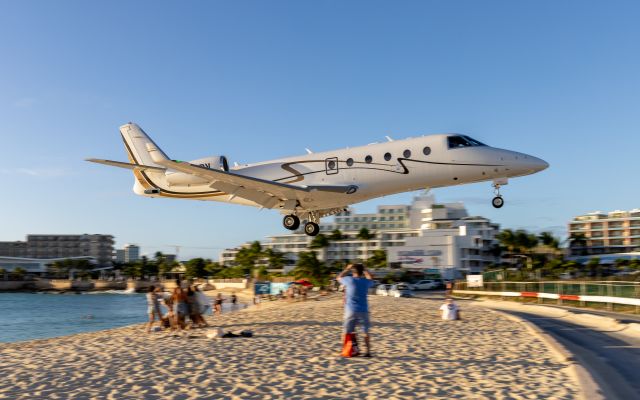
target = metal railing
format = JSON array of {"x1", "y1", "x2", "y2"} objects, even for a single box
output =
[
  {"x1": 454, "y1": 280, "x2": 640, "y2": 311},
  {"x1": 455, "y1": 281, "x2": 640, "y2": 298}
]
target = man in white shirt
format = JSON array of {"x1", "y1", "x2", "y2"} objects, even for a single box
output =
[{"x1": 439, "y1": 298, "x2": 461, "y2": 320}]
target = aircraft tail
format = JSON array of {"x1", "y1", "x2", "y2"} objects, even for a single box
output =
[{"x1": 119, "y1": 123, "x2": 170, "y2": 167}]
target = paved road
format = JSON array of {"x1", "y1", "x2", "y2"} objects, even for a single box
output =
[{"x1": 503, "y1": 310, "x2": 640, "y2": 400}]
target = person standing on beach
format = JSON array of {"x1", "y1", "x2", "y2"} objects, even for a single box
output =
[
  {"x1": 439, "y1": 298, "x2": 461, "y2": 321},
  {"x1": 214, "y1": 293, "x2": 224, "y2": 316},
  {"x1": 171, "y1": 287, "x2": 189, "y2": 330},
  {"x1": 145, "y1": 286, "x2": 163, "y2": 333},
  {"x1": 337, "y1": 263, "x2": 375, "y2": 357},
  {"x1": 231, "y1": 293, "x2": 238, "y2": 309}
]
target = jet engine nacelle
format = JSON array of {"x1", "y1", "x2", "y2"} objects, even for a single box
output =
[
  {"x1": 165, "y1": 155, "x2": 230, "y2": 186},
  {"x1": 189, "y1": 155, "x2": 230, "y2": 172}
]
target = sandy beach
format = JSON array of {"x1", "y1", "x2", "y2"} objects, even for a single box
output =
[{"x1": 0, "y1": 296, "x2": 580, "y2": 399}]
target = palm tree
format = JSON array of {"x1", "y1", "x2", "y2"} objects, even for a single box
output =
[
  {"x1": 367, "y1": 249, "x2": 387, "y2": 269},
  {"x1": 309, "y1": 233, "x2": 331, "y2": 262},
  {"x1": 263, "y1": 248, "x2": 286, "y2": 274},
  {"x1": 357, "y1": 227, "x2": 375, "y2": 262},
  {"x1": 568, "y1": 233, "x2": 588, "y2": 256},
  {"x1": 292, "y1": 251, "x2": 328, "y2": 286},
  {"x1": 329, "y1": 229, "x2": 344, "y2": 241}
]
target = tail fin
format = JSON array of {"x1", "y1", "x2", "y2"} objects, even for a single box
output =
[{"x1": 119, "y1": 123, "x2": 170, "y2": 167}]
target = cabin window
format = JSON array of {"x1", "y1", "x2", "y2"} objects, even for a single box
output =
[
  {"x1": 403, "y1": 149, "x2": 411, "y2": 158},
  {"x1": 384, "y1": 152, "x2": 392, "y2": 161},
  {"x1": 423, "y1": 146, "x2": 431, "y2": 156},
  {"x1": 346, "y1": 158, "x2": 354, "y2": 167},
  {"x1": 365, "y1": 155, "x2": 373, "y2": 164}
]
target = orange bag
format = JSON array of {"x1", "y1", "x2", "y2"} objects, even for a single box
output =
[{"x1": 341, "y1": 333, "x2": 360, "y2": 357}]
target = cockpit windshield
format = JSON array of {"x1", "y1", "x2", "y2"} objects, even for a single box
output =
[{"x1": 447, "y1": 135, "x2": 487, "y2": 149}]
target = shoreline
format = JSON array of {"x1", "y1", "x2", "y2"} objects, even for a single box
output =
[{"x1": 0, "y1": 296, "x2": 581, "y2": 399}]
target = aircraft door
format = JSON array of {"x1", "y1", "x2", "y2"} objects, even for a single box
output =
[{"x1": 325, "y1": 157, "x2": 339, "y2": 175}]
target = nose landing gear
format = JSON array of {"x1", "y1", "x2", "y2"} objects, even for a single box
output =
[
  {"x1": 491, "y1": 180, "x2": 506, "y2": 209},
  {"x1": 492, "y1": 195, "x2": 504, "y2": 208}
]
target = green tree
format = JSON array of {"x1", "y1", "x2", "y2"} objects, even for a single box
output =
[
  {"x1": 122, "y1": 262, "x2": 142, "y2": 279},
  {"x1": 586, "y1": 257, "x2": 601, "y2": 278},
  {"x1": 497, "y1": 229, "x2": 517, "y2": 253},
  {"x1": 263, "y1": 248, "x2": 286, "y2": 270},
  {"x1": 329, "y1": 229, "x2": 344, "y2": 241},
  {"x1": 367, "y1": 249, "x2": 387, "y2": 269},
  {"x1": 215, "y1": 266, "x2": 249, "y2": 279},
  {"x1": 234, "y1": 241, "x2": 263, "y2": 275},
  {"x1": 184, "y1": 258, "x2": 207, "y2": 279},
  {"x1": 568, "y1": 233, "x2": 588, "y2": 256},
  {"x1": 309, "y1": 233, "x2": 331, "y2": 262},
  {"x1": 13, "y1": 267, "x2": 27, "y2": 279},
  {"x1": 292, "y1": 251, "x2": 329, "y2": 286},
  {"x1": 204, "y1": 261, "x2": 223, "y2": 276}
]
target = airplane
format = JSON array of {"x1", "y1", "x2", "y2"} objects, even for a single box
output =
[{"x1": 87, "y1": 123, "x2": 548, "y2": 236}]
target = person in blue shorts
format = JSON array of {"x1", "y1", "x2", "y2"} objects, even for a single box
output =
[{"x1": 337, "y1": 263, "x2": 375, "y2": 357}]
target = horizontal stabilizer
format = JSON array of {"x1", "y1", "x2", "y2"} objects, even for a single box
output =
[{"x1": 86, "y1": 158, "x2": 166, "y2": 172}]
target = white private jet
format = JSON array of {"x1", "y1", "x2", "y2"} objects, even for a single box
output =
[{"x1": 88, "y1": 123, "x2": 548, "y2": 236}]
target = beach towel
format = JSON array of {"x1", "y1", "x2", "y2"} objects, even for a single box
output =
[{"x1": 341, "y1": 333, "x2": 359, "y2": 357}]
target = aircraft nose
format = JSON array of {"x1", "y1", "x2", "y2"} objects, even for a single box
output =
[
  {"x1": 519, "y1": 154, "x2": 549, "y2": 174},
  {"x1": 530, "y1": 156, "x2": 549, "y2": 172}
]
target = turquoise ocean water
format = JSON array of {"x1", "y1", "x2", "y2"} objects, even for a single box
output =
[{"x1": 0, "y1": 292, "x2": 149, "y2": 343}]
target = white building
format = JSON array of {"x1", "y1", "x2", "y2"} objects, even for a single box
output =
[
  {"x1": 123, "y1": 244, "x2": 140, "y2": 263},
  {"x1": 220, "y1": 192, "x2": 500, "y2": 278}
]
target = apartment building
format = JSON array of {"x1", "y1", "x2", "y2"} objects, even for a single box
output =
[
  {"x1": 0, "y1": 234, "x2": 114, "y2": 266},
  {"x1": 568, "y1": 209, "x2": 640, "y2": 256}
]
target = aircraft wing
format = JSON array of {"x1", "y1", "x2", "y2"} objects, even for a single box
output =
[
  {"x1": 156, "y1": 159, "x2": 356, "y2": 209},
  {"x1": 86, "y1": 158, "x2": 166, "y2": 172}
]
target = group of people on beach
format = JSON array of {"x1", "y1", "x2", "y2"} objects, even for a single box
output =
[{"x1": 145, "y1": 284, "x2": 238, "y2": 333}]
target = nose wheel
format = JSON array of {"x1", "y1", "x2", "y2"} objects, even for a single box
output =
[
  {"x1": 283, "y1": 215, "x2": 300, "y2": 230},
  {"x1": 491, "y1": 181, "x2": 505, "y2": 209}
]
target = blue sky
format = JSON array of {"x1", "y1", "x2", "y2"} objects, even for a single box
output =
[{"x1": 1, "y1": 1, "x2": 639, "y2": 260}]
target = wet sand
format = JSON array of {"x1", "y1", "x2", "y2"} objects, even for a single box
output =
[{"x1": 0, "y1": 296, "x2": 580, "y2": 399}]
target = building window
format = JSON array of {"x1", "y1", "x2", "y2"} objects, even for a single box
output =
[
  {"x1": 384, "y1": 152, "x2": 392, "y2": 161},
  {"x1": 346, "y1": 158, "x2": 354, "y2": 167},
  {"x1": 403, "y1": 149, "x2": 411, "y2": 158},
  {"x1": 365, "y1": 155, "x2": 373, "y2": 164}
]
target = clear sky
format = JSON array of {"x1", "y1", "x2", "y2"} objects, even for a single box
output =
[{"x1": 1, "y1": 1, "x2": 639, "y2": 260}]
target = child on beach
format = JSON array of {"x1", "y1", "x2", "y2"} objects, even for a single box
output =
[{"x1": 439, "y1": 298, "x2": 461, "y2": 320}]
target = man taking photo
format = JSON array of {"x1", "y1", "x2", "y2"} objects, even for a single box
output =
[{"x1": 337, "y1": 263, "x2": 375, "y2": 357}]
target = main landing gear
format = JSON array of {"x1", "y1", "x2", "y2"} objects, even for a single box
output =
[
  {"x1": 282, "y1": 213, "x2": 320, "y2": 236},
  {"x1": 282, "y1": 214, "x2": 300, "y2": 230},
  {"x1": 491, "y1": 181, "x2": 505, "y2": 209}
]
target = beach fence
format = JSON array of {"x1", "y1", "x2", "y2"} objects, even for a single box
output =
[{"x1": 454, "y1": 280, "x2": 640, "y2": 312}]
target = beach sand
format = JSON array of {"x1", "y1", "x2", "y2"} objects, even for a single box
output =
[{"x1": 0, "y1": 296, "x2": 579, "y2": 399}]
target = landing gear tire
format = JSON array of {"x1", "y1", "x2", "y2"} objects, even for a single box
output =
[
  {"x1": 283, "y1": 215, "x2": 300, "y2": 230},
  {"x1": 304, "y1": 221, "x2": 320, "y2": 236},
  {"x1": 492, "y1": 196, "x2": 504, "y2": 209}
]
